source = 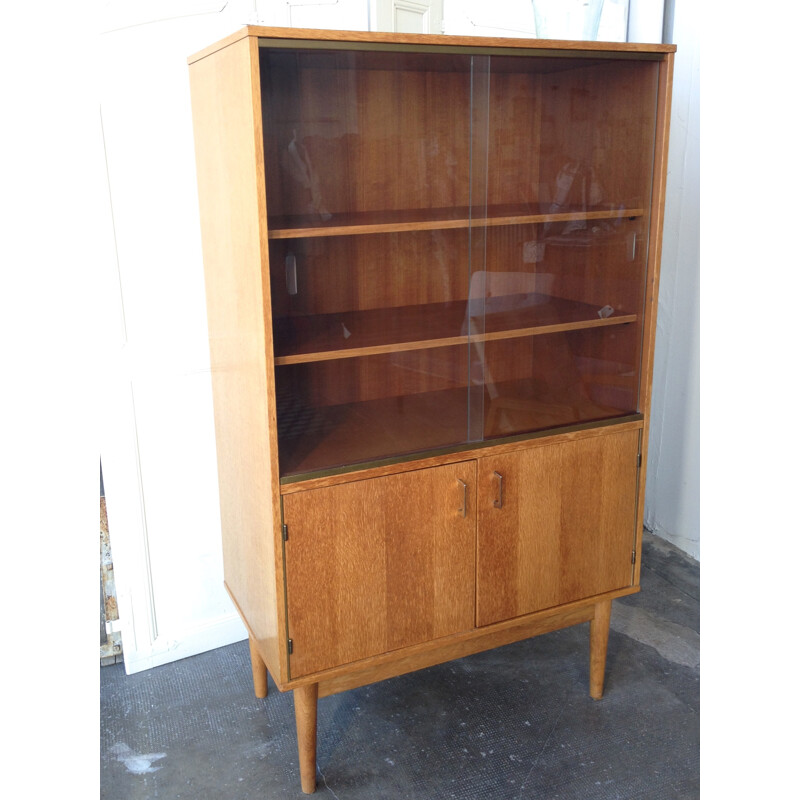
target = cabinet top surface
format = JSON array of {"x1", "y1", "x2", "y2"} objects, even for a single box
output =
[{"x1": 188, "y1": 25, "x2": 676, "y2": 64}]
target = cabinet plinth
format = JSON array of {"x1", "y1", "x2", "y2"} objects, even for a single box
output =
[{"x1": 189, "y1": 26, "x2": 674, "y2": 793}]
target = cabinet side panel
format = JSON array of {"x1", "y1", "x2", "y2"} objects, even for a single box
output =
[
  {"x1": 189, "y1": 38, "x2": 284, "y2": 681},
  {"x1": 634, "y1": 54, "x2": 675, "y2": 584}
]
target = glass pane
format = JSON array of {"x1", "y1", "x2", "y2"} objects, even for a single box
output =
[
  {"x1": 479, "y1": 328, "x2": 640, "y2": 438},
  {"x1": 275, "y1": 348, "x2": 472, "y2": 477},
  {"x1": 269, "y1": 231, "x2": 473, "y2": 362},
  {"x1": 467, "y1": 54, "x2": 491, "y2": 442},
  {"x1": 259, "y1": 46, "x2": 474, "y2": 229},
  {"x1": 473, "y1": 55, "x2": 660, "y2": 440},
  {"x1": 260, "y1": 45, "x2": 478, "y2": 477},
  {"x1": 261, "y1": 42, "x2": 662, "y2": 474}
]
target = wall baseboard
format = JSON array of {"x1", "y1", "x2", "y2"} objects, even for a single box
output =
[{"x1": 120, "y1": 612, "x2": 247, "y2": 675}]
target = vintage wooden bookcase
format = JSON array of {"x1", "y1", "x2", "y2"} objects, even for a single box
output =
[{"x1": 188, "y1": 26, "x2": 674, "y2": 793}]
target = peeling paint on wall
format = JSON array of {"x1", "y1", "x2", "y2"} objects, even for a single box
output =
[{"x1": 101, "y1": 496, "x2": 123, "y2": 665}]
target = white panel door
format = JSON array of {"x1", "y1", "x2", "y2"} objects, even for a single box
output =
[
  {"x1": 98, "y1": 2, "x2": 261, "y2": 674},
  {"x1": 376, "y1": 0, "x2": 443, "y2": 33}
]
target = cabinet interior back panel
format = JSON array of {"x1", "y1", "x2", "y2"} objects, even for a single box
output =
[
  {"x1": 260, "y1": 49, "x2": 472, "y2": 219},
  {"x1": 532, "y1": 59, "x2": 660, "y2": 209},
  {"x1": 268, "y1": 229, "x2": 472, "y2": 318}
]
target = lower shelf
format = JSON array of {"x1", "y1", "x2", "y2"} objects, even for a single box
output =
[
  {"x1": 277, "y1": 385, "x2": 471, "y2": 478},
  {"x1": 277, "y1": 380, "x2": 633, "y2": 479}
]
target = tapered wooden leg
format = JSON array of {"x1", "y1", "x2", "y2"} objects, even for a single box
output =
[
  {"x1": 294, "y1": 683, "x2": 318, "y2": 794},
  {"x1": 248, "y1": 636, "x2": 268, "y2": 699},
  {"x1": 590, "y1": 599, "x2": 612, "y2": 700}
]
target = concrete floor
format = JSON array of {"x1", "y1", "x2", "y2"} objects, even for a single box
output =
[{"x1": 100, "y1": 531, "x2": 699, "y2": 799}]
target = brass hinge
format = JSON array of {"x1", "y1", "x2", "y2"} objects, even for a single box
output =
[
  {"x1": 631, "y1": 549, "x2": 637, "y2": 565},
  {"x1": 282, "y1": 523, "x2": 288, "y2": 542},
  {"x1": 288, "y1": 638, "x2": 293, "y2": 655}
]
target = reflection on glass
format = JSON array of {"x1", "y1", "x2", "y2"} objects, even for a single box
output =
[
  {"x1": 282, "y1": 130, "x2": 331, "y2": 221},
  {"x1": 275, "y1": 347, "x2": 472, "y2": 477},
  {"x1": 259, "y1": 43, "x2": 659, "y2": 476},
  {"x1": 472, "y1": 53, "x2": 658, "y2": 440}
]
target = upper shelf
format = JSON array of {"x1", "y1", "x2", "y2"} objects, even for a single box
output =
[
  {"x1": 273, "y1": 292, "x2": 636, "y2": 365},
  {"x1": 267, "y1": 204, "x2": 645, "y2": 240}
]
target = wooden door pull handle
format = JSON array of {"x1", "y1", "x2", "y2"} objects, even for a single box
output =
[{"x1": 493, "y1": 471, "x2": 504, "y2": 508}]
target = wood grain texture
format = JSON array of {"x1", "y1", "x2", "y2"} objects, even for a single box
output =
[
  {"x1": 275, "y1": 378, "x2": 639, "y2": 479},
  {"x1": 533, "y1": 60, "x2": 660, "y2": 216},
  {"x1": 268, "y1": 206, "x2": 643, "y2": 239},
  {"x1": 261, "y1": 50, "x2": 660, "y2": 482},
  {"x1": 249, "y1": 635, "x2": 268, "y2": 698},
  {"x1": 282, "y1": 345, "x2": 469, "y2": 408},
  {"x1": 318, "y1": 602, "x2": 594, "y2": 697},
  {"x1": 279, "y1": 417, "x2": 644, "y2": 494},
  {"x1": 479, "y1": 330, "x2": 640, "y2": 439},
  {"x1": 189, "y1": 37, "x2": 286, "y2": 681},
  {"x1": 476, "y1": 427, "x2": 639, "y2": 626},
  {"x1": 251, "y1": 26, "x2": 675, "y2": 53},
  {"x1": 188, "y1": 28, "x2": 676, "y2": 65},
  {"x1": 189, "y1": 34, "x2": 675, "y2": 762},
  {"x1": 274, "y1": 297, "x2": 642, "y2": 477},
  {"x1": 590, "y1": 599, "x2": 612, "y2": 699},
  {"x1": 634, "y1": 53, "x2": 675, "y2": 586},
  {"x1": 268, "y1": 229, "x2": 469, "y2": 319},
  {"x1": 526, "y1": 59, "x2": 660, "y2": 450},
  {"x1": 273, "y1": 293, "x2": 636, "y2": 364},
  {"x1": 484, "y1": 69, "x2": 541, "y2": 207},
  {"x1": 260, "y1": 48, "x2": 470, "y2": 222},
  {"x1": 284, "y1": 584, "x2": 638, "y2": 694},
  {"x1": 275, "y1": 381, "x2": 471, "y2": 477},
  {"x1": 293, "y1": 683, "x2": 318, "y2": 793},
  {"x1": 282, "y1": 462, "x2": 477, "y2": 678}
]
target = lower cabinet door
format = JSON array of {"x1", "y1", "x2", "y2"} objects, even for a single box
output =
[
  {"x1": 476, "y1": 428, "x2": 640, "y2": 627},
  {"x1": 282, "y1": 461, "x2": 477, "y2": 678}
]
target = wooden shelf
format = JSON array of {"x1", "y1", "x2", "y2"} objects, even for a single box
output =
[
  {"x1": 277, "y1": 385, "x2": 470, "y2": 478},
  {"x1": 277, "y1": 379, "x2": 632, "y2": 479},
  {"x1": 268, "y1": 204, "x2": 644, "y2": 240},
  {"x1": 273, "y1": 293, "x2": 636, "y2": 365}
]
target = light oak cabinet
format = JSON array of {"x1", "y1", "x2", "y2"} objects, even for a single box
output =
[
  {"x1": 189, "y1": 26, "x2": 674, "y2": 793},
  {"x1": 283, "y1": 462, "x2": 477, "y2": 678},
  {"x1": 476, "y1": 429, "x2": 640, "y2": 627}
]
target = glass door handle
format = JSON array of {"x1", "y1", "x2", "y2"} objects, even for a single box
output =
[
  {"x1": 493, "y1": 471, "x2": 504, "y2": 509},
  {"x1": 457, "y1": 479, "x2": 467, "y2": 518}
]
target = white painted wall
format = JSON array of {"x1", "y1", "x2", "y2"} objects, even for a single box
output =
[
  {"x1": 443, "y1": 0, "x2": 633, "y2": 40},
  {"x1": 4, "y1": 1, "x2": 103, "y2": 778},
  {"x1": 280, "y1": 0, "x2": 370, "y2": 30},
  {"x1": 643, "y1": 1, "x2": 700, "y2": 560},
  {"x1": 100, "y1": 1, "x2": 293, "y2": 674}
]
